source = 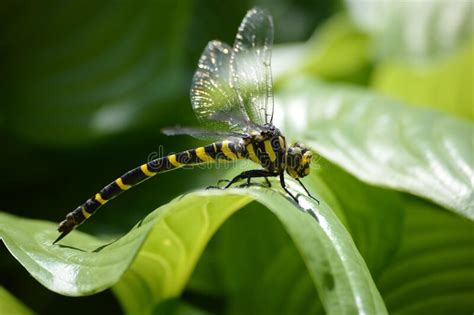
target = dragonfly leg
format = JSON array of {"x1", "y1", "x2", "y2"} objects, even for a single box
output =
[
  {"x1": 279, "y1": 172, "x2": 299, "y2": 203},
  {"x1": 224, "y1": 170, "x2": 278, "y2": 189},
  {"x1": 264, "y1": 177, "x2": 271, "y2": 187},
  {"x1": 296, "y1": 178, "x2": 319, "y2": 204},
  {"x1": 206, "y1": 179, "x2": 230, "y2": 189},
  {"x1": 245, "y1": 175, "x2": 271, "y2": 187}
]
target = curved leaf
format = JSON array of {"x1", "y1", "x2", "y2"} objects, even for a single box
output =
[
  {"x1": 314, "y1": 160, "x2": 404, "y2": 278},
  {"x1": 0, "y1": 212, "x2": 148, "y2": 296},
  {"x1": 0, "y1": 183, "x2": 386, "y2": 314},
  {"x1": 188, "y1": 165, "x2": 473, "y2": 315},
  {"x1": 377, "y1": 197, "x2": 474, "y2": 314},
  {"x1": 301, "y1": 14, "x2": 371, "y2": 84},
  {"x1": 187, "y1": 203, "x2": 324, "y2": 315},
  {"x1": 372, "y1": 41, "x2": 474, "y2": 120},
  {"x1": 274, "y1": 14, "x2": 371, "y2": 85},
  {"x1": 2, "y1": 1, "x2": 192, "y2": 146},
  {"x1": 276, "y1": 78, "x2": 474, "y2": 219},
  {"x1": 114, "y1": 184, "x2": 386, "y2": 314},
  {"x1": 345, "y1": 0, "x2": 474, "y2": 61},
  {"x1": 186, "y1": 162, "x2": 403, "y2": 314}
]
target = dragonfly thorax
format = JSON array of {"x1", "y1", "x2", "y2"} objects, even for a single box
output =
[{"x1": 242, "y1": 125, "x2": 286, "y2": 172}]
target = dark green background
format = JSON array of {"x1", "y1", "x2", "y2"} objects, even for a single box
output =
[{"x1": 1, "y1": 1, "x2": 335, "y2": 313}]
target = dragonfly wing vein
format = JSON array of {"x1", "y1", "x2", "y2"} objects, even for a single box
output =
[
  {"x1": 231, "y1": 7, "x2": 274, "y2": 125},
  {"x1": 190, "y1": 40, "x2": 252, "y2": 133}
]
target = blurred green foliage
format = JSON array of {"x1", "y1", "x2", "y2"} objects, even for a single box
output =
[
  {"x1": 1, "y1": 0, "x2": 473, "y2": 314},
  {"x1": 1, "y1": 1, "x2": 335, "y2": 313}
]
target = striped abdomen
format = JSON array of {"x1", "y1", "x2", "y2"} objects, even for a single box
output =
[{"x1": 54, "y1": 140, "x2": 244, "y2": 243}]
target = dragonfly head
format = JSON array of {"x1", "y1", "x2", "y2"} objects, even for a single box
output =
[{"x1": 286, "y1": 143, "x2": 312, "y2": 179}]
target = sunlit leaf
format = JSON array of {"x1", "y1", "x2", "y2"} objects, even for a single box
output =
[
  {"x1": 345, "y1": 0, "x2": 474, "y2": 61},
  {"x1": 0, "y1": 184, "x2": 387, "y2": 315},
  {"x1": 276, "y1": 77, "x2": 474, "y2": 219},
  {"x1": 315, "y1": 160, "x2": 404, "y2": 278},
  {"x1": 372, "y1": 41, "x2": 474, "y2": 120},
  {"x1": 188, "y1": 203, "x2": 324, "y2": 315},
  {"x1": 273, "y1": 14, "x2": 371, "y2": 85},
  {"x1": 114, "y1": 184, "x2": 386, "y2": 314},
  {"x1": 0, "y1": 212, "x2": 149, "y2": 296}
]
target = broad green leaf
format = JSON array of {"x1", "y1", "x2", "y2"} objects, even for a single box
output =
[
  {"x1": 0, "y1": 194, "x2": 248, "y2": 296},
  {"x1": 345, "y1": 0, "x2": 474, "y2": 61},
  {"x1": 314, "y1": 167, "x2": 474, "y2": 314},
  {"x1": 184, "y1": 178, "x2": 327, "y2": 300},
  {"x1": 0, "y1": 184, "x2": 387, "y2": 315},
  {"x1": 0, "y1": 286, "x2": 34, "y2": 315},
  {"x1": 188, "y1": 203, "x2": 324, "y2": 315},
  {"x1": 372, "y1": 41, "x2": 474, "y2": 120},
  {"x1": 248, "y1": 243, "x2": 324, "y2": 315},
  {"x1": 302, "y1": 14, "x2": 371, "y2": 83},
  {"x1": 186, "y1": 161, "x2": 402, "y2": 314},
  {"x1": 377, "y1": 197, "x2": 474, "y2": 314},
  {"x1": 110, "y1": 193, "x2": 251, "y2": 314},
  {"x1": 274, "y1": 14, "x2": 371, "y2": 85},
  {"x1": 0, "y1": 212, "x2": 149, "y2": 296},
  {"x1": 113, "y1": 184, "x2": 386, "y2": 314},
  {"x1": 315, "y1": 160, "x2": 404, "y2": 278},
  {"x1": 276, "y1": 77, "x2": 474, "y2": 219},
  {"x1": 2, "y1": 1, "x2": 192, "y2": 146},
  {"x1": 188, "y1": 164, "x2": 473, "y2": 315}
]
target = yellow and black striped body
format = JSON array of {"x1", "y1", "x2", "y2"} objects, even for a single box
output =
[
  {"x1": 243, "y1": 129, "x2": 287, "y2": 173},
  {"x1": 55, "y1": 126, "x2": 289, "y2": 243},
  {"x1": 55, "y1": 140, "x2": 247, "y2": 242}
]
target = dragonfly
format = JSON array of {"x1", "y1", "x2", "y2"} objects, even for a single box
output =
[{"x1": 54, "y1": 7, "x2": 316, "y2": 244}]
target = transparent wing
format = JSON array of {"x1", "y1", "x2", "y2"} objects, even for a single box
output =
[
  {"x1": 161, "y1": 126, "x2": 245, "y2": 142},
  {"x1": 231, "y1": 7, "x2": 274, "y2": 125},
  {"x1": 190, "y1": 40, "x2": 254, "y2": 133}
]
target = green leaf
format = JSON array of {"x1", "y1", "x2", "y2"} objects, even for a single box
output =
[
  {"x1": 0, "y1": 184, "x2": 387, "y2": 315},
  {"x1": 186, "y1": 162, "x2": 401, "y2": 314},
  {"x1": 345, "y1": 0, "x2": 474, "y2": 61},
  {"x1": 188, "y1": 164, "x2": 473, "y2": 315},
  {"x1": 2, "y1": 1, "x2": 192, "y2": 146},
  {"x1": 274, "y1": 14, "x2": 371, "y2": 85},
  {"x1": 188, "y1": 202, "x2": 324, "y2": 315},
  {"x1": 276, "y1": 78, "x2": 474, "y2": 219},
  {"x1": 0, "y1": 212, "x2": 148, "y2": 296},
  {"x1": 0, "y1": 286, "x2": 34, "y2": 315},
  {"x1": 114, "y1": 185, "x2": 386, "y2": 314},
  {"x1": 315, "y1": 160, "x2": 404, "y2": 278},
  {"x1": 302, "y1": 14, "x2": 371, "y2": 83},
  {"x1": 110, "y1": 193, "x2": 251, "y2": 314},
  {"x1": 372, "y1": 41, "x2": 474, "y2": 120},
  {"x1": 377, "y1": 197, "x2": 474, "y2": 314}
]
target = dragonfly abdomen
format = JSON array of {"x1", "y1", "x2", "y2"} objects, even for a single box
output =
[{"x1": 54, "y1": 140, "x2": 245, "y2": 243}]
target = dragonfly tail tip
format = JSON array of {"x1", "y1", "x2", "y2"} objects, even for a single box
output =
[{"x1": 53, "y1": 217, "x2": 75, "y2": 244}]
